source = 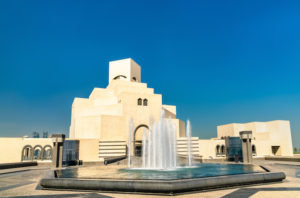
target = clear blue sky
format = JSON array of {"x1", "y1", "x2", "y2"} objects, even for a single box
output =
[{"x1": 0, "y1": 1, "x2": 300, "y2": 147}]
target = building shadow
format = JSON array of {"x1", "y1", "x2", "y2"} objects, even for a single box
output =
[
  {"x1": 5, "y1": 193, "x2": 113, "y2": 198},
  {"x1": 221, "y1": 187, "x2": 300, "y2": 198}
]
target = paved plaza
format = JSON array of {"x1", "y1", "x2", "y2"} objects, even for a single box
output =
[{"x1": 0, "y1": 160, "x2": 299, "y2": 198}]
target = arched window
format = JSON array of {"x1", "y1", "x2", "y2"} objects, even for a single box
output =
[
  {"x1": 216, "y1": 145, "x2": 220, "y2": 155},
  {"x1": 113, "y1": 75, "x2": 127, "y2": 80},
  {"x1": 221, "y1": 145, "x2": 225, "y2": 155},
  {"x1": 252, "y1": 145, "x2": 256, "y2": 155},
  {"x1": 143, "y1": 99, "x2": 148, "y2": 106},
  {"x1": 137, "y1": 98, "x2": 142, "y2": 106},
  {"x1": 132, "y1": 77, "x2": 136, "y2": 81}
]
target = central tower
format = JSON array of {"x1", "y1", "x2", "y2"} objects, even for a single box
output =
[{"x1": 109, "y1": 58, "x2": 141, "y2": 83}]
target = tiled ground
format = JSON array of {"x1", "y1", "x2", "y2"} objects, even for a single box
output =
[{"x1": 0, "y1": 160, "x2": 299, "y2": 198}]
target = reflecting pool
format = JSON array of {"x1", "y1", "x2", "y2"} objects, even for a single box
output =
[{"x1": 54, "y1": 163, "x2": 265, "y2": 180}]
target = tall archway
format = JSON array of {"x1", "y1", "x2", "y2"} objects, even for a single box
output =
[
  {"x1": 133, "y1": 124, "x2": 149, "y2": 156},
  {"x1": 42, "y1": 145, "x2": 53, "y2": 160},
  {"x1": 21, "y1": 145, "x2": 33, "y2": 161},
  {"x1": 33, "y1": 145, "x2": 43, "y2": 160},
  {"x1": 32, "y1": 145, "x2": 41, "y2": 160}
]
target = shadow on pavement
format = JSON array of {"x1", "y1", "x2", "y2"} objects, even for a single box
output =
[
  {"x1": 221, "y1": 187, "x2": 300, "y2": 198},
  {"x1": 4, "y1": 193, "x2": 113, "y2": 198}
]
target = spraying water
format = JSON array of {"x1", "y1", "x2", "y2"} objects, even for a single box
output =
[
  {"x1": 127, "y1": 118, "x2": 133, "y2": 167},
  {"x1": 141, "y1": 110, "x2": 178, "y2": 169},
  {"x1": 142, "y1": 130, "x2": 146, "y2": 168},
  {"x1": 186, "y1": 120, "x2": 192, "y2": 166}
]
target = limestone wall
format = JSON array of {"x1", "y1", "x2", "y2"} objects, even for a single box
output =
[
  {"x1": 78, "y1": 139, "x2": 102, "y2": 162},
  {"x1": 0, "y1": 138, "x2": 52, "y2": 163},
  {"x1": 70, "y1": 77, "x2": 185, "y2": 142},
  {"x1": 198, "y1": 139, "x2": 226, "y2": 159}
]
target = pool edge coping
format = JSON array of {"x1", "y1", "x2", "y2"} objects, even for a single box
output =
[{"x1": 39, "y1": 171, "x2": 286, "y2": 194}]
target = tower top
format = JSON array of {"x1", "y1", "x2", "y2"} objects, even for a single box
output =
[{"x1": 108, "y1": 58, "x2": 141, "y2": 83}]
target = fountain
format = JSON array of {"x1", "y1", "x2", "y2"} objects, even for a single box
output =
[
  {"x1": 186, "y1": 119, "x2": 192, "y2": 166},
  {"x1": 127, "y1": 118, "x2": 133, "y2": 168},
  {"x1": 135, "y1": 110, "x2": 193, "y2": 169},
  {"x1": 40, "y1": 110, "x2": 286, "y2": 194}
]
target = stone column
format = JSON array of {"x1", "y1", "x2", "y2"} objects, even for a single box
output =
[
  {"x1": 239, "y1": 131, "x2": 253, "y2": 163},
  {"x1": 51, "y1": 134, "x2": 65, "y2": 168}
]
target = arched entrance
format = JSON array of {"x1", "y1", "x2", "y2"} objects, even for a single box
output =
[
  {"x1": 42, "y1": 145, "x2": 53, "y2": 160},
  {"x1": 33, "y1": 145, "x2": 43, "y2": 160},
  {"x1": 21, "y1": 145, "x2": 33, "y2": 161},
  {"x1": 133, "y1": 124, "x2": 149, "y2": 156}
]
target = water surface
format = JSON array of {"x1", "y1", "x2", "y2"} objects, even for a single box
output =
[{"x1": 55, "y1": 163, "x2": 265, "y2": 180}]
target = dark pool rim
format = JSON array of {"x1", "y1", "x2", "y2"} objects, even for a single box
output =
[
  {"x1": 40, "y1": 171, "x2": 286, "y2": 194},
  {"x1": 54, "y1": 171, "x2": 265, "y2": 181}
]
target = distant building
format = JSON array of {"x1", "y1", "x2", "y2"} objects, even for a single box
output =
[
  {"x1": 217, "y1": 121, "x2": 293, "y2": 157},
  {"x1": 43, "y1": 132, "x2": 48, "y2": 138},
  {"x1": 32, "y1": 132, "x2": 39, "y2": 138},
  {"x1": 199, "y1": 120, "x2": 293, "y2": 159}
]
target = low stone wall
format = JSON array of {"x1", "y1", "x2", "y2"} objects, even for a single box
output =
[
  {"x1": 265, "y1": 156, "x2": 300, "y2": 162},
  {"x1": 104, "y1": 156, "x2": 127, "y2": 165},
  {"x1": 0, "y1": 162, "x2": 37, "y2": 169},
  {"x1": 81, "y1": 161, "x2": 104, "y2": 166},
  {"x1": 202, "y1": 158, "x2": 227, "y2": 163}
]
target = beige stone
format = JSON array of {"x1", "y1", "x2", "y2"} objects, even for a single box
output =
[{"x1": 0, "y1": 137, "x2": 52, "y2": 163}]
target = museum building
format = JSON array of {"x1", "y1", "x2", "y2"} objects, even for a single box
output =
[{"x1": 0, "y1": 58, "x2": 294, "y2": 164}]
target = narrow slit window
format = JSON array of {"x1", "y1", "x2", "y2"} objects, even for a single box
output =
[
  {"x1": 216, "y1": 145, "x2": 220, "y2": 155},
  {"x1": 143, "y1": 99, "x2": 148, "y2": 106},
  {"x1": 252, "y1": 145, "x2": 256, "y2": 154},
  {"x1": 138, "y1": 98, "x2": 142, "y2": 106},
  {"x1": 221, "y1": 145, "x2": 225, "y2": 155}
]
